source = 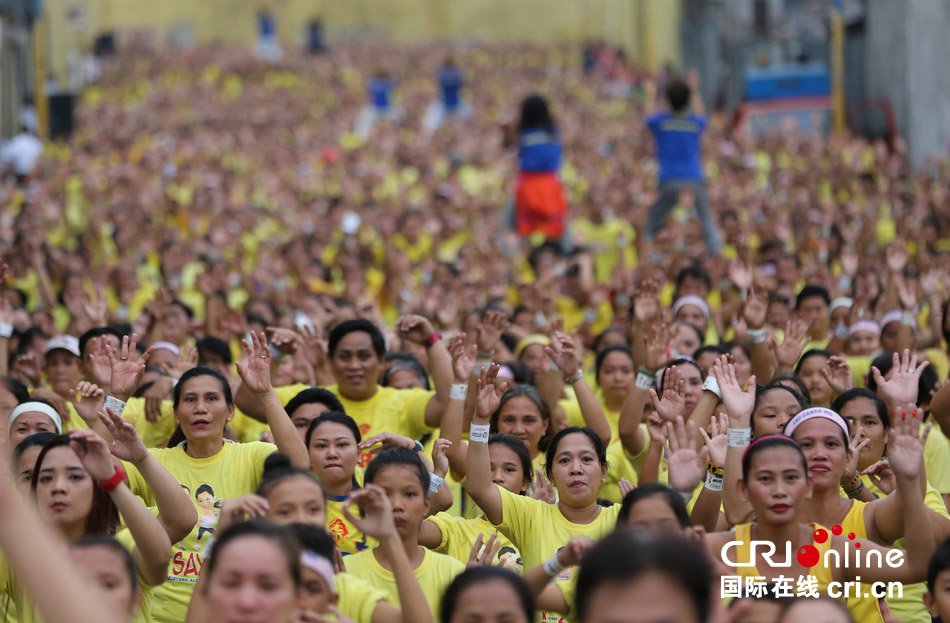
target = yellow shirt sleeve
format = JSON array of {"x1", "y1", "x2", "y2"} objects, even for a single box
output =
[{"x1": 336, "y1": 573, "x2": 390, "y2": 623}]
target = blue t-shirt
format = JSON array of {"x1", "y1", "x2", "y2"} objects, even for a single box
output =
[
  {"x1": 368, "y1": 77, "x2": 392, "y2": 110},
  {"x1": 518, "y1": 129, "x2": 561, "y2": 173},
  {"x1": 439, "y1": 66, "x2": 463, "y2": 109},
  {"x1": 258, "y1": 13, "x2": 276, "y2": 37},
  {"x1": 647, "y1": 112, "x2": 706, "y2": 181}
]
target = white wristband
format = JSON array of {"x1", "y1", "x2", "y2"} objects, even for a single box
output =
[
  {"x1": 450, "y1": 383, "x2": 468, "y2": 400},
  {"x1": 470, "y1": 423, "x2": 490, "y2": 444},
  {"x1": 702, "y1": 376, "x2": 721, "y2": 399},
  {"x1": 0, "y1": 323, "x2": 12, "y2": 338},
  {"x1": 428, "y1": 473, "x2": 444, "y2": 494},
  {"x1": 901, "y1": 311, "x2": 915, "y2": 326},
  {"x1": 635, "y1": 370, "x2": 655, "y2": 390},
  {"x1": 727, "y1": 428, "x2": 751, "y2": 447},
  {"x1": 105, "y1": 395, "x2": 127, "y2": 416},
  {"x1": 747, "y1": 328, "x2": 767, "y2": 344},
  {"x1": 543, "y1": 555, "x2": 566, "y2": 577},
  {"x1": 705, "y1": 471, "x2": 724, "y2": 492}
]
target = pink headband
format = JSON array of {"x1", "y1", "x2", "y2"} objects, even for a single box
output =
[
  {"x1": 741, "y1": 434, "x2": 800, "y2": 463},
  {"x1": 300, "y1": 551, "x2": 335, "y2": 592},
  {"x1": 784, "y1": 407, "x2": 850, "y2": 441},
  {"x1": 495, "y1": 365, "x2": 515, "y2": 381},
  {"x1": 848, "y1": 320, "x2": 880, "y2": 337}
]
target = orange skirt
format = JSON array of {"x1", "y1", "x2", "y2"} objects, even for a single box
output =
[{"x1": 516, "y1": 172, "x2": 567, "y2": 238}]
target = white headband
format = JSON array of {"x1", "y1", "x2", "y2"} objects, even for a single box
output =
[
  {"x1": 830, "y1": 297, "x2": 853, "y2": 313},
  {"x1": 672, "y1": 295, "x2": 710, "y2": 321},
  {"x1": 784, "y1": 407, "x2": 850, "y2": 442},
  {"x1": 9, "y1": 402, "x2": 63, "y2": 434},
  {"x1": 151, "y1": 341, "x2": 181, "y2": 356},
  {"x1": 300, "y1": 551, "x2": 335, "y2": 592},
  {"x1": 848, "y1": 320, "x2": 880, "y2": 337}
]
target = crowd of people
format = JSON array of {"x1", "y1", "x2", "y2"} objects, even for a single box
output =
[{"x1": 1, "y1": 37, "x2": 950, "y2": 623}]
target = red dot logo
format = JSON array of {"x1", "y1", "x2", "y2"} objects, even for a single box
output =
[
  {"x1": 813, "y1": 528, "x2": 828, "y2": 543},
  {"x1": 848, "y1": 532, "x2": 856, "y2": 540},
  {"x1": 855, "y1": 542, "x2": 861, "y2": 548},
  {"x1": 831, "y1": 524, "x2": 843, "y2": 536},
  {"x1": 797, "y1": 545, "x2": 820, "y2": 568}
]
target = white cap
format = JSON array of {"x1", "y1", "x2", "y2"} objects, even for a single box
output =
[{"x1": 44, "y1": 335, "x2": 80, "y2": 358}]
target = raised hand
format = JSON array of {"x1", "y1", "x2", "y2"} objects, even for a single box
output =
[
  {"x1": 476, "y1": 311, "x2": 509, "y2": 356},
  {"x1": 235, "y1": 331, "x2": 273, "y2": 395},
  {"x1": 885, "y1": 243, "x2": 909, "y2": 275},
  {"x1": 67, "y1": 429, "x2": 119, "y2": 483},
  {"x1": 474, "y1": 364, "x2": 506, "y2": 420},
  {"x1": 712, "y1": 355, "x2": 756, "y2": 423},
  {"x1": 871, "y1": 349, "x2": 929, "y2": 409},
  {"x1": 266, "y1": 326, "x2": 301, "y2": 356},
  {"x1": 449, "y1": 334, "x2": 476, "y2": 382},
  {"x1": 545, "y1": 332, "x2": 580, "y2": 378},
  {"x1": 649, "y1": 365, "x2": 687, "y2": 422},
  {"x1": 297, "y1": 322, "x2": 328, "y2": 370},
  {"x1": 728, "y1": 261, "x2": 754, "y2": 292},
  {"x1": 894, "y1": 276, "x2": 918, "y2": 311},
  {"x1": 98, "y1": 407, "x2": 149, "y2": 464},
  {"x1": 840, "y1": 425, "x2": 870, "y2": 488},
  {"x1": 886, "y1": 407, "x2": 930, "y2": 479},
  {"x1": 618, "y1": 478, "x2": 636, "y2": 499},
  {"x1": 431, "y1": 438, "x2": 451, "y2": 478},
  {"x1": 160, "y1": 345, "x2": 198, "y2": 380},
  {"x1": 358, "y1": 432, "x2": 417, "y2": 456},
  {"x1": 216, "y1": 494, "x2": 270, "y2": 534},
  {"x1": 666, "y1": 416, "x2": 709, "y2": 494},
  {"x1": 467, "y1": 532, "x2": 502, "y2": 568},
  {"x1": 742, "y1": 290, "x2": 769, "y2": 330},
  {"x1": 396, "y1": 314, "x2": 437, "y2": 345},
  {"x1": 699, "y1": 411, "x2": 729, "y2": 467},
  {"x1": 644, "y1": 321, "x2": 672, "y2": 373},
  {"x1": 862, "y1": 459, "x2": 896, "y2": 495},
  {"x1": 69, "y1": 381, "x2": 105, "y2": 426},
  {"x1": 342, "y1": 484, "x2": 398, "y2": 540},
  {"x1": 527, "y1": 468, "x2": 556, "y2": 504},
  {"x1": 107, "y1": 334, "x2": 154, "y2": 401},
  {"x1": 774, "y1": 318, "x2": 810, "y2": 370},
  {"x1": 821, "y1": 356, "x2": 854, "y2": 396},
  {"x1": 633, "y1": 279, "x2": 660, "y2": 325},
  {"x1": 646, "y1": 413, "x2": 667, "y2": 447}
]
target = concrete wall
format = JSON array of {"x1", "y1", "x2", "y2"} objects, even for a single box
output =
[{"x1": 866, "y1": 0, "x2": 950, "y2": 169}]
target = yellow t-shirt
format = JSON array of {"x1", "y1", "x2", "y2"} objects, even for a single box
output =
[
  {"x1": 343, "y1": 548, "x2": 465, "y2": 621},
  {"x1": 327, "y1": 493, "x2": 376, "y2": 556},
  {"x1": 732, "y1": 522, "x2": 834, "y2": 592},
  {"x1": 924, "y1": 423, "x2": 950, "y2": 495},
  {"x1": 116, "y1": 527, "x2": 155, "y2": 623},
  {"x1": 838, "y1": 501, "x2": 885, "y2": 623},
  {"x1": 426, "y1": 512, "x2": 523, "y2": 572},
  {"x1": 124, "y1": 441, "x2": 276, "y2": 623},
  {"x1": 229, "y1": 408, "x2": 272, "y2": 444},
  {"x1": 122, "y1": 398, "x2": 177, "y2": 449},
  {"x1": 494, "y1": 487, "x2": 620, "y2": 572},
  {"x1": 336, "y1": 572, "x2": 391, "y2": 623}
]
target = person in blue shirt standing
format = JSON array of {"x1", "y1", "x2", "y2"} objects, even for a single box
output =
[
  {"x1": 423, "y1": 58, "x2": 471, "y2": 133},
  {"x1": 645, "y1": 69, "x2": 721, "y2": 253},
  {"x1": 354, "y1": 69, "x2": 399, "y2": 139},
  {"x1": 254, "y1": 9, "x2": 282, "y2": 63}
]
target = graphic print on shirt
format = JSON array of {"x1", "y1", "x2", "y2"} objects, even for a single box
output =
[{"x1": 194, "y1": 483, "x2": 220, "y2": 551}]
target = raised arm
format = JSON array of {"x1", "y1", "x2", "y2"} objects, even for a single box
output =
[
  {"x1": 396, "y1": 315, "x2": 452, "y2": 429},
  {"x1": 442, "y1": 336, "x2": 476, "y2": 479},
  {"x1": 465, "y1": 365, "x2": 507, "y2": 526},
  {"x1": 99, "y1": 406, "x2": 198, "y2": 543},
  {"x1": 235, "y1": 332, "x2": 309, "y2": 468},
  {"x1": 714, "y1": 358, "x2": 757, "y2": 526},
  {"x1": 547, "y1": 332, "x2": 610, "y2": 445},
  {"x1": 743, "y1": 291, "x2": 773, "y2": 384},
  {"x1": 68, "y1": 428, "x2": 172, "y2": 586}
]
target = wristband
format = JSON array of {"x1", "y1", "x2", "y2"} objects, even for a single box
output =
[
  {"x1": 840, "y1": 473, "x2": 860, "y2": 490},
  {"x1": 747, "y1": 328, "x2": 767, "y2": 344},
  {"x1": 470, "y1": 423, "x2": 490, "y2": 444},
  {"x1": 727, "y1": 428, "x2": 751, "y2": 447},
  {"x1": 564, "y1": 371, "x2": 584, "y2": 385},
  {"x1": 705, "y1": 471, "x2": 724, "y2": 492},
  {"x1": 105, "y1": 395, "x2": 127, "y2": 416},
  {"x1": 98, "y1": 463, "x2": 127, "y2": 493},
  {"x1": 901, "y1": 311, "x2": 915, "y2": 326},
  {"x1": 413, "y1": 440, "x2": 425, "y2": 453},
  {"x1": 543, "y1": 555, "x2": 567, "y2": 577},
  {"x1": 702, "y1": 376, "x2": 721, "y2": 399},
  {"x1": 635, "y1": 367, "x2": 656, "y2": 390},
  {"x1": 476, "y1": 349, "x2": 495, "y2": 359},
  {"x1": 583, "y1": 307, "x2": 598, "y2": 324},
  {"x1": 423, "y1": 331, "x2": 442, "y2": 348},
  {"x1": 428, "y1": 473, "x2": 444, "y2": 495},
  {"x1": 677, "y1": 490, "x2": 692, "y2": 502},
  {"x1": 450, "y1": 383, "x2": 468, "y2": 400},
  {"x1": 834, "y1": 324, "x2": 849, "y2": 339},
  {"x1": 845, "y1": 480, "x2": 865, "y2": 499},
  {"x1": 0, "y1": 322, "x2": 12, "y2": 338},
  {"x1": 707, "y1": 462, "x2": 724, "y2": 476}
]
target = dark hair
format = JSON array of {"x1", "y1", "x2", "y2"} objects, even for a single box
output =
[
  {"x1": 327, "y1": 319, "x2": 386, "y2": 358},
  {"x1": 575, "y1": 531, "x2": 712, "y2": 623},
  {"x1": 286, "y1": 388, "x2": 345, "y2": 418},
  {"x1": 258, "y1": 453, "x2": 325, "y2": 501},
  {"x1": 754, "y1": 382, "x2": 809, "y2": 414},
  {"x1": 490, "y1": 385, "x2": 552, "y2": 452},
  {"x1": 693, "y1": 345, "x2": 729, "y2": 362},
  {"x1": 78, "y1": 327, "x2": 122, "y2": 360},
  {"x1": 544, "y1": 427, "x2": 608, "y2": 480},
  {"x1": 196, "y1": 336, "x2": 233, "y2": 366},
  {"x1": 618, "y1": 483, "x2": 690, "y2": 529},
  {"x1": 202, "y1": 520, "x2": 301, "y2": 590},
  {"x1": 382, "y1": 353, "x2": 430, "y2": 390},
  {"x1": 592, "y1": 328, "x2": 630, "y2": 352},
  {"x1": 831, "y1": 388, "x2": 891, "y2": 429},
  {"x1": 195, "y1": 484, "x2": 215, "y2": 500},
  {"x1": 71, "y1": 535, "x2": 139, "y2": 599},
  {"x1": 11, "y1": 431, "x2": 57, "y2": 469},
  {"x1": 499, "y1": 360, "x2": 535, "y2": 386},
  {"x1": 518, "y1": 94, "x2": 555, "y2": 133},
  {"x1": 172, "y1": 366, "x2": 233, "y2": 408},
  {"x1": 675, "y1": 264, "x2": 711, "y2": 294},
  {"x1": 441, "y1": 567, "x2": 535, "y2": 623},
  {"x1": 927, "y1": 538, "x2": 950, "y2": 595},
  {"x1": 305, "y1": 411, "x2": 362, "y2": 447},
  {"x1": 658, "y1": 359, "x2": 704, "y2": 398},
  {"x1": 488, "y1": 434, "x2": 533, "y2": 493},
  {"x1": 171, "y1": 299, "x2": 194, "y2": 319},
  {"x1": 741, "y1": 435, "x2": 807, "y2": 482},
  {"x1": 32, "y1": 435, "x2": 121, "y2": 536},
  {"x1": 594, "y1": 345, "x2": 634, "y2": 383},
  {"x1": 286, "y1": 523, "x2": 335, "y2": 560},
  {"x1": 795, "y1": 285, "x2": 831, "y2": 310},
  {"x1": 1, "y1": 375, "x2": 30, "y2": 404},
  {"x1": 364, "y1": 447, "x2": 430, "y2": 496},
  {"x1": 794, "y1": 349, "x2": 833, "y2": 376},
  {"x1": 770, "y1": 375, "x2": 812, "y2": 404},
  {"x1": 865, "y1": 353, "x2": 938, "y2": 408}
]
